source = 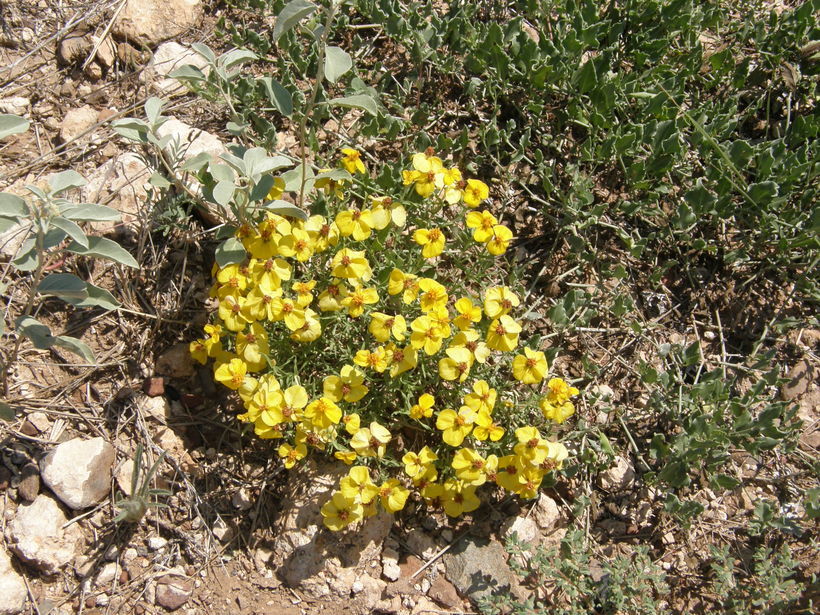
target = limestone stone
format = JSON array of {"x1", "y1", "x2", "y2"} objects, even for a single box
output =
[
  {"x1": 80, "y1": 153, "x2": 151, "y2": 237},
  {"x1": 0, "y1": 547, "x2": 27, "y2": 614},
  {"x1": 444, "y1": 536, "x2": 520, "y2": 605},
  {"x1": 40, "y1": 437, "x2": 115, "y2": 509},
  {"x1": 112, "y1": 0, "x2": 203, "y2": 47},
  {"x1": 8, "y1": 494, "x2": 83, "y2": 575},
  {"x1": 597, "y1": 455, "x2": 636, "y2": 492},
  {"x1": 60, "y1": 105, "x2": 98, "y2": 144},
  {"x1": 145, "y1": 41, "x2": 210, "y2": 96}
]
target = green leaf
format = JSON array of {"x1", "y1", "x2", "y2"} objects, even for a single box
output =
[
  {"x1": 191, "y1": 42, "x2": 216, "y2": 63},
  {"x1": 180, "y1": 152, "x2": 212, "y2": 172},
  {"x1": 0, "y1": 114, "x2": 29, "y2": 139},
  {"x1": 38, "y1": 273, "x2": 89, "y2": 301},
  {"x1": 684, "y1": 181, "x2": 717, "y2": 214},
  {"x1": 50, "y1": 216, "x2": 89, "y2": 248},
  {"x1": 144, "y1": 97, "x2": 164, "y2": 124},
  {"x1": 710, "y1": 473, "x2": 741, "y2": 490},
  {"x1": 67, "y1": 236, "x2": 138, "y2": 268},
  {"x1": 264, "y1": 200, "x2": 308, "y2": 220},
  {"x1": 254, "y1": 155, "x2": 292, "y2": 176},
  {"x1": 215, "y1": 238, "x2": 246, "y2": 268},
  {"x1": 149, "y1": 173, "x2": 172, "y2": 189},
  {"x1": 169, "y1": 64, "x2": 207, "y2": 82},
  {"x1": 748, "y1": 181, "x2": 778, "y2": 206},
  {"x1": 0, "y1": 401, "x2": 16, "y2": 421},
  {"x1": 59, "y1": 203, "x2": 120, "y2": 222},
  {"x1": 327, "y1": 94, "x2": 378, "y2": 116},
  {"x1": 48, "y1": 170, "x2": 86, "y2": 195},
  {"x1": 218, "y1": 48, "x2": 258, "y2": 70},
  {"x1": 324, "y1": 46, "x2": 352, "y2": 83},
  {"x1": 273, "y1": 0, "x2": 318, "y2": 43},
  {"x1": 282, "y1": 165, "x2": 314, "y2": 192},
  {"x1": 111, "y1": 119, "x2": 150, "y2": 142},
  {"x1": 212, "y1": 180, "x2": 235, "y2": 207},
  {"x1": 0, "y1": 192, "x2": 28, "y2": 217},
  {"x1": 574, "y1": 60, "x2": 597, "y2": 94},
  {"x1": 250, "y1": 175, "x2": 276, "y2": 203},
  {"x1": 260, "y1": 77, "x2": 293, "y2": 116},
  {"x1": 68, "y1": 282, "x2": 119, "y2": 310},
  {"x1": 15, "y1": 316, "x2": 55, "y2": 350},
  {"x1": 53, "y1": 335, "x2": 95, "y2": 363}
]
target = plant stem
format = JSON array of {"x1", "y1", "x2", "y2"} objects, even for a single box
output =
[{"x1": 298, "y1": 1, "x2": 340, "y2": 210}]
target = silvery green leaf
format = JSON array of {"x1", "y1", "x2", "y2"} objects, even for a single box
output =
[
  {"x1": 180, "y1": 152, "x2": 212, "y2": 172},
  {"x1": 324, "y1": 46, "x2": 352, "y2": 83},
  {"x1": 53, "y1": 335, "x2": 95, "y2": 363},
  {"x1": 15, "y1": 315, "x2": 55, "y2": 349},
  {"x1": 149, "y1": 173, "x2": 172, "y2": 189},
  {"x1": 209, "y1": 163, "x2": 235, "y2": 183},
  {"x1": 144, "y1": 97, "x2": 164, "y2": 124},
  {"x1": 254, "y1": 155, "x2": 292, "y2": 175},
  {"x1": 111, "y1": 118, "x2": 150, "y2": 142},
  {"x1": 0, "y1": 114, "x2": 29, "y2": 139},
  {"x1": 169, "y1": 64, "x2": 207, "y2": 82},
  {"x1": 60, "y1": 203, "x2": 120, "y2": 222},
  {"x1": 272, "y1": 0, "x2": 318, "y2": 43},
  {"x1": 0, "y1": 217, "x2": 18, "y2": 233},
  {"x1": 260, "y1": 77, "x2": 293, "y2": 116},
  {"x1": 250, "y1": 175, "x2": 276, "y2": 202},
  {"x1": 12, "y1": 237, "x2": 38, "y2": 271},
  {"x1": 212, "y1": 181, "x2": 235, "y2": 207},
  {"x1": 67, "y1": 236, "x2": 138, "y2": 268},
  {"x1": 282, "y1": 165, "x2": 314, "y2": 192},
  {"x1": 50, "y1": 216, "x2": 88, "y2": 248},
  {"x1": 264, "y1": 199, "x2": 308, "y2": 220},
  {"x1": 38, "y1": 273, "x2": 89, "y2": 301},
  {"x1": 327, "y1": 94, "x2": 378, "y2": 116},
  {"x1": 215, "y1": 238, "x2": 246, "y2": 268},
  {"x1": 48, "y1": 170, "x2": 86, "y2": 195},
  {"x1": 0, "y1": 192, "x2": 28, "y2": 217},
  {"x1": 243, "y1": 147, "x2": 268, "y2": 176},
  {"x1": 218, "y1": 48, "x2": 258, "y2": 71},
  {"x1": 24, "y1": 185, "x2": 48, "y2": 201},
  {"x1": 68, "y1": 282, "x2": 120, "y2": 310},
  {"x1": 191, "y1": 42, "x2": 216, "y2": 63},
  {"x1": 218, "y1": 152, "x2": 246, "y2": 175}
]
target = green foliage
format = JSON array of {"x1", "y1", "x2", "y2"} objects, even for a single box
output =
[
  {"x1": 114, "y1": 444, "x2": 172, "y2": 524},
  {"x1": 480, "y1": 528, "x2": 670, "y2": 615}
]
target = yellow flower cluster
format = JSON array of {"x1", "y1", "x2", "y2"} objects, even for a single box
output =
[{"x1": 193, "y1": 149, "x2": 580, "y2": 531}]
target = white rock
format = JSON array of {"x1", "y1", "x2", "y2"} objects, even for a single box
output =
[
  {"x1": 112, "y1": 0, "x2": 203, "y2": 46},
  {"x1": 148, "y1": 536, "x2": 168, "y2": 551},
  {"x1": 93, "y1": 34, "x2": 117, "y2": 68},
  {"x1": 26, "y1": 411, "x2": 50, "y2": 433},
  {"x1": 381, "y1": 547, "x2": 400, "y2": 582},
  {"x1": 0, "y1": 548, "x2": 27, "y2": 615},
  {"x1": 231, "y1": 488, "x2": 253, "y2": 511},
  {"x1": 8, "y1": 495, "x2": 83, "y2": 575},
  {"x1": 80, "y1": 153, "x2": 151, "y2": 236},
  {"x1": 40, "y1": 437, "x2": 115, "y2": 509},
  {"x1": 501, "y1": 516, "x2": 540, "y2": 545},
  {"x1": 597, "y1": 455, "x2": 636, "y2": 492},
  {"x1": 533, "y1": 493, "x2": 561, "y2": 530},
  {"x1": 123, "y1": 548, "x2": 139, "y2": 562},
  {"x1": 145, "y1": 41, "x2": 210, "y2": 96},
  {"x1": 134, "y1": 394, "x2": 171, "y2": 422},
  {"x1": 60, "y1": 105, "x2": 98, "y2": 144},
  {"x1": 0, "y1": 97, "x2": 30, "y2": 115},
  {"x1": 96, "y1": 561, "x2": 119, "y2": 586},
  {"x1": 116, "y1": 458, "x2": 136, "y2": 496},
  {"x1": 155, "y1": 118, "x2": 225, "y2": 161}
]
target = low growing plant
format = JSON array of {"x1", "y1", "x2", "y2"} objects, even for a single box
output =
[{"x1": 191, "y1": 148, "x2": 581, "y2": 529}]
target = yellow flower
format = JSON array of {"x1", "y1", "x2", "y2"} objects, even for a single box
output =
[
  {"x1": 512, "y1": 347, "x2": 548, "y2": 384},
  {"x1": 486, "y1": 314, "x2": 522, "y2": 351},
  {"x1": 235, "y1": 322, "x2": 270, "y2": 370},
  {"x1": 304, "y1": 215, "x2": 340, "y2": 252},
  {"x1": 438, "y1": 346, "x2": 474, "y2": 382},
  {"x1": 409, "y1": 393, "x2": 435, "y2": 420},
  {"x1": 483, "y1": 286, "x2": 520, "y2": 318},
  {"x1": 442, "y1": 168, "x2": 464, "y2": 203},
  {"x1": 314, "y1": 169, "x2": 347, "y2": 199},
  {"x1": 541, "y1": 399, "x2": 575, "y2": 424},
  {"x1": 321, "y1": 491, "x2": 363, "y2": 531},
  {"x1": 418, "y1": 278, "x2": 448, "y2": 312},
  {"x1": 452, "y1": 448, "x2": 489, "y2": 486},
  {"x1": 340, "y1": 147, "x2": 366, "y2": 174},
  {"x1": 487, "y1": 224, "x2": 513, "y2": 255},
  {"x1": 341, "y1": 284, "x2": 379, "y2": 318},
  {"x1": 413, "y1": 228, "x2": 446, "y2": 258},
  {"x1": 339, "y1": 465, "x2": 380, "y2": 504},
  {"x1": 266, "y1": 176, "x2": 285, "y2": 201},
  {"x1": 453, "y1": 297, "x2": 482, "y2": 330},
  {"x1": 290, "y1": 307, "x2": 321, "y2": 342},
  {"x1": 388, "y1": 269, "x2": 420, "y2": 304},
  {"x1": 402, "y1": 446, "x2": 437, "y2": 477},
  {"x1": 278, "y1": 442, "x2": 307, "y2": 469},
  {"x1": 513, "y1": 465, "x2": 545, "y2": 499},
  {"x1": 292, "y1": 279, "x2": 316, "y2": 308},
  {"x1": 270, "y1": 296, "x2": 307, "y2": 331},
  {"x1": 250, "y1": 256, "x2": 292, "y2": 290},
  {"x1": 342, "y1": 413, "x2": 361, "y2": 435},
  {"x1": 189, "y1": 339, "x2": 209, "y2": 365},
  {"x1": 353, "y1": 347, "x2": 389, "y2": 373},
  {"x1": 317, "y1": 279, "x2": 348, "y2": 312},
  {"x1": 303, "y1": 396, "x2": 343, "y2": 429},
  {"x1": 462, "y1": 178, "x2": 489, "y2": 208},
  {"x1": 244, "y1": 279, "x2": 284, "y2": 321},
  {"x1": 369, "y1": 312, "x2": 407, "y2": 343},
  {"x1": 449, "y1": 329, "x2": 491, "y2": 364},
  {"x1": 473, "y1": 410, "x2": 505, "y2": 441},
  {"x1": 278, "y1": 227, "x2": 314, "y2": 261},
  {"x1": 323, "y1": 365, "x2": 369, "y2": 403},
  {"x1": 463, "y1": 379, "x2": 497, "y2": 414},
  {"x1": 215, "y1": 264, "x2": 248, "y2": 297},
  {"x1": 513, "y1": 426, "x2": 549, "y2": 465},
  {"x1": 436, "y1": 406, "x2": 476, "y2": 447},
  {"x1": 496, "y1": 455, "x2": 525, "y2": 492},
  {"x1": 369, "y1": 196, "x2": 406, "y2": 229},
  {"x1": 336, "y1": 208, "x2": 374, "y2": 241},
  {"x1": 410, "y1": 315, "x2": 446, "y2": 356},
  {"x1": 218, "y1": 294, "x2": 252, "y2": 332},
  {"x1": 332, "y1": 248, "x2": 372, "y2": 281},
  {"x1": 213, "y1": 357, "x2": 247, "y2": 390},
  {"x1": 545, "y1": 377, "x2": 580, "y2": 405},
  {"x1": 386, "y1": 344, "x2": 417, "y2": 378},
  {"x1": 442, "y1": 479, "x2": 481, "y2": 517},
  {"x1": 334, "y1": 450, "x2": 357, "y2": 465},
  {"x1": 349, "y1": 421, "x2": 391, "y2": 457},
  {"x1": 378, "y1": 479, "x2": 410, "y2": 513},
  {"x1": 465, "y1": 210, "x2": 498, "y2": 243}
]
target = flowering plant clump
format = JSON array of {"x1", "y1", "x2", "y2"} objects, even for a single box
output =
[{"x1": 192, "y1": 149, "x2": 579, "y2": 530}]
